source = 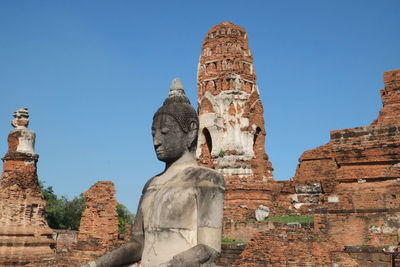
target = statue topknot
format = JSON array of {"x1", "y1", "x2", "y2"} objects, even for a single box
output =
[{"x1": 154, "y1": 78, "x2": 199, "y2": 134}]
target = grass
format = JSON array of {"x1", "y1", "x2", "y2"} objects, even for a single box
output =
[
  {"x1": 222, "y1": 237, "x2": 246, "y2": 244},
  {"x1": 264, "y1": 215, "x2": 314, "y2": 223},
  {"x1": 247, "y1": 215, "x2": 314, "y2": 224}
]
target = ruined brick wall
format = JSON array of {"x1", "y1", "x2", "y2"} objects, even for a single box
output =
[
  {"x1": 373, "y1": 69, "x2": 400, "y2": 126},
  {"x1": 237, "y1": 227, "x2": 331, "y2": 267},
  {"x1": 78, "y1": 181, "x2": 119, "y2": 254},
  {"x1": 34, "y1": 181, "x2": 122, "y2": 267},
  {"x1": 223, "y1": 69, "x2": 400, "y2": 266},
  {"x1": 294, "y1": 70, "x2": 400, "y2": 185},
  {"x1": 217, "y1": 243, "x2": 245, "y2": 267}
]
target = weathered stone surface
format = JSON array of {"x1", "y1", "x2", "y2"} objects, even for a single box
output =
[
  {"x1": 254, "y1": 205, "x2": 269, "y2": 221},
  {"x1": 78, "y1": 181, "x2": 119, "y2": 254},
  {"x1": 0, "y1": 108, "x2": 55, "y2": 265}
]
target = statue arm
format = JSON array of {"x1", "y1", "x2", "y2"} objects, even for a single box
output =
[
  {"x1": 86, "y1": 240, "x2": 142, "y2": 267},
  {"x1": 82, "y1": 198, "x2": 145, "y2": 267},
  {"x1": 164, "y1": 173, "x2": 225, "y2": 267}
]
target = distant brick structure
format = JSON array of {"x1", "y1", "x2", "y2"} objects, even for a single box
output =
[
  {"x1": 0, "y1": 108, "x2": 55, "y2": 265},
  {"x1": 77, "y1": 181, "x2": 119, "y2": 254}
]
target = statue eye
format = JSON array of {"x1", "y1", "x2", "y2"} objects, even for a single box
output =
[{"x1": 161, "y1": 128, "x2": 169, "y2": 134}]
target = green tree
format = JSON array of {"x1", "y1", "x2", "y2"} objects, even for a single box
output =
[
  {"x1": 62, "y1": 194, "x2": 85, "y2": 230},
  {"x1": 39, "y1": 181, "x2": 85, "y2": 230},
  {"x1": 116, "y1": 203, "x2": 134, "y2": 234}
]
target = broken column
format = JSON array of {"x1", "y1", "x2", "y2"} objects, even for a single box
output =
[
  {"x1": 78, "y1": 181, "x2": 119, "y2": 254},
  {"x1": 0, "y1": 108, "x2": 54, "y2": 265}
]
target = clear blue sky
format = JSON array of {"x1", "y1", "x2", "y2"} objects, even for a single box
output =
[{"x1": 1, "y1": 1, "x2": 399, "y2": 213}]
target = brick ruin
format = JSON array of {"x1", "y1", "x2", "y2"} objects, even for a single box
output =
[
  {"x1": 0, "y1": 108, "x2": 55, "y2": 265},
  {"x1": 0, "y1": 21, "x2": 399, "y2": 266},
  {"x1": 77, "y1": 181, "x2": 119, "y2": 254},
  {"x1": 0, "y1": 109, "x2": 120, "y2": 266},
  {"x1": 197, "y1": 22, "x2": 274, "y2": 222},
  {"x1": 197, "y1": 22, "x2": 400, "y2": 266}
]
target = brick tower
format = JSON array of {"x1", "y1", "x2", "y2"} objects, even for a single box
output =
[
  {"x1": 197, "y1": 22, "x2": 274, "y2": 221},
  {"x1": 197, "y1": 21, "x2": 273, "y2": 179},
  {"x1": 0, "y1": 108, "x2": 54, "y2": 265}
]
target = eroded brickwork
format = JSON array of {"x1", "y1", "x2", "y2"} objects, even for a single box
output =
[
  {"x1": 196, "y1": 21, "x2": 273, "y2": 179},
  {"x1": 196, "y1": 21, "x2": 274, "y2": 223},
  {"x1": 195, "y1": 22, "x2": 400, "y2": 265},
  {"x1": 78, "y1": 181, "x2": 119, "y2": 254},
  {"x1": 0, "y1": 109, "x2": 55, "y2": 265},
  {"x1": 229, "y1": 69, "x2": 400, "y2": 266}
]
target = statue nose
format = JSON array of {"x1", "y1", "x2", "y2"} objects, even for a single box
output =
[{"x1": 153, "y1": 135, "x2": 162, "y2": 148}]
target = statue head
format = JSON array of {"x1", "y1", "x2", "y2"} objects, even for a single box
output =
[{"x1": 152, "y1": 78, "x2": 199, "y2": 164}]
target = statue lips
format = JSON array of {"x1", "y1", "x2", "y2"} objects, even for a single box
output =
[{"x1": 155, "y1": 149, "x2": 165, "y2": 157}]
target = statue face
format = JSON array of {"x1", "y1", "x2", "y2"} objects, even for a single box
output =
[{"x1": 152, "y1": 115, "x2": 188, "y2": 163}]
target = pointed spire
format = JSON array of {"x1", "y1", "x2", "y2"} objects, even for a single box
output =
[{"x1": 11, "y1": 107, "x2": 29, "y2": 129}]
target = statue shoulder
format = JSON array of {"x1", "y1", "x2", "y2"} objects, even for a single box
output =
[
  {"x1": 141, "y1": 175, "x2": 158, "y2": 194},
  {"x1": 183, "y1": 166, "x2": 225, "y2": 189}
]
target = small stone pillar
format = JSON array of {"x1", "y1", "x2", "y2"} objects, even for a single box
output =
[{"x1": 0, "y1": 108, "x2": 55, "y2": 265}]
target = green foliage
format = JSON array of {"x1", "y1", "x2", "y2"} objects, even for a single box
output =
[
  {"x1": 40, "y1": 181, "x2": 85, "y2": 230},
  {"x1": 247, "y1": 215, "x2": 314, "y2": 224},
  {"x1": 116, "y1": 203, "x2": 134, "y2": 234},
  {"x1": 218, "y1": 150, "x2": 225, "y2": 158},
  {"x1": 264, "y1": 215, "x2": 314, "y2": 223},
  {"x1": 63, "y1": 194, "x2": 86, "y2": 230},
  {"x1": 222, "y1": 237, "x2": 246, "y2": 244}
]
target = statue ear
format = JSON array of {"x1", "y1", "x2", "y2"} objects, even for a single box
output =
[{"x1": 187, "y1": 121, "x2": 198, "y2": 149}]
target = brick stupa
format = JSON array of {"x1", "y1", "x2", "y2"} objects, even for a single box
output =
[
  {"x1": 0, "y1": 108, "x2": 54, "y2": 265},
  {"x1": 196, "y1": 22, "x2": 274, "y2": 221}
]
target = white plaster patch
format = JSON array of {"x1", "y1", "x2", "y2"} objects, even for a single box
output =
[
  {"x1": 328, "y1": 196, "x2": 339, "y2": 203},
  {"x1": 197, "y1": 88, "x2": 260, "y2": 175},
  {"x1": 255, "y1": 205, "x2": 269, "y2": 221},
  {"x1": 15, "y1": 129, "x2": 35, "y2": 154},
  {"x1": 368, "y1": 225, "x2": 381, "y2": 234},
  {"x1": 382, "y1": 226, "x2": 397, "y2": 234},
  {"x1": 290, "y1": 194, "x2": 299, "y2": 203},
  {"x1": 294, "y1": 203, "x2": 304, "y2": 210}
]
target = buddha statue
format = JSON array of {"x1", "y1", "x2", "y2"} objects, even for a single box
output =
[{"x1": 84, "y1": 78, "x2": 225, "y2": 267}]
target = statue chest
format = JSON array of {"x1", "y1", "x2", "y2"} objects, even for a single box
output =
[{"x1": 140, "y1": 178, "x2": 198, "y2": 231}]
